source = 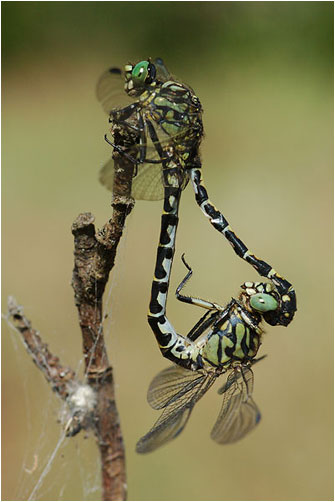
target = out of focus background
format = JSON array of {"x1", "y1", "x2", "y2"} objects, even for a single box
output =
[{"x1": 2, "y1": 2, "x2": 333, "y2": 501}]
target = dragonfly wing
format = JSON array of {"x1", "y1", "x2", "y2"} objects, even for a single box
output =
[
  {"x1": 136, "y1": 402, "x2": 193, "y2": 454},
  {"x1": 147, "y1": 365, "x2": 209, "y2": 410},
  {"x1": 96, "y1": 67, "x2": 133, "y2": 115},
  {"x1": 99, "y1": 158, "x2": 115, "y2": 192},
  {"x1": 96, "y1": 60, "x2": 173, "y2": 116},
  {"x1": 154, "y1": 58, "x2": 171, "y2": 82},
  {"x1": 136, "y1": 366, "x2": 216, "y2": 453},
  {"x1": 97, "y1": 59, "x2": 171, "y2": 115},
  {"x1": 99, "y1": 158, "x2": 164, "y2": 200},
  {"x1": 131, "y1": 163, "x2": 164, "y2": 200},
  {"x1": 211, "y1": 366, "x2": 261, "y2": 444}
]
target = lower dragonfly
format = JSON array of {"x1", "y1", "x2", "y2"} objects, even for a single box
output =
[
  {"x1": 136, "y1": 254, "x2": 273, "y2": 453},
  {"x1": 139, "y1": 172, "x2": 292, "y2": 453}
]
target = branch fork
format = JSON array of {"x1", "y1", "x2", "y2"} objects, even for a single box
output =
[{"x1": 6, "y1": 134, "x2": 137, "y2": 501}]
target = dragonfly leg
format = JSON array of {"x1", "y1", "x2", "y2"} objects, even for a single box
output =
[
  {"x1": 109, "y1": 102, "x2": 138, "y2": 122},
  {"x1": 104, "y1": 134, "x2": 139, "y2": 165},
  {"x1": 137, "y1": 112, "x2": 150, "y2": 164},
  {"x1": 136, "y1": 114, "x2": 167, "y2": 165},
  {"x1": 176, "y1": 254, "x2": 223, "y2": 311},
  {"x1": 108, "y1": 109, "x2": 165, "y2": 166},
  {"x1": 189, "y1": 167, "x2": 296, "y2": 326},
  {"x1": 109, "y1": 117, "x2": 143, "y2": 133},
  {"x1": 146, "y1": 119, "x2": 164, "y2": 158}
]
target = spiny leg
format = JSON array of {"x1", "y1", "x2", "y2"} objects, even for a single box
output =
[
  {"x1": 106, "y1": 114, "x2": 164, "y2": 166},
  {"x1": 175, "y1": 255, "x2": 234, "y2": 342},
  {"x1": 189, "y1": 167, "x2": 296, "y2": 326},
  {"x1": 108, "y1": 116, "x2": 142, "y2": 132},
  {"x1": 145, "y1": 118, "x2": 168, "y2": 163},
  {"x1": 186, "y1": 309, "x2": 223, "y2": 342},
  {"x1": 109, "y1": 102, "x2": 138, "y2": 122},
  {"x1": 136, "y1": 111, "x2": 165, "y2": 165},
  {"x1": 176, "y1": 254, "x2": 224, "y2": 311},
  {"x1": 104, "y1": 134, "x2": 139, "y2": 165}
]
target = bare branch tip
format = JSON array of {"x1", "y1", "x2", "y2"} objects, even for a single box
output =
[
  {"x1": 7, "y1": 295, "x2": 24, "y2": 320},
  {"x1": 72, "y1": 213, "x2": 96, "y2": 235}
]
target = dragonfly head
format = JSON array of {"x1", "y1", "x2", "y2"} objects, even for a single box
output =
[
  {"x1": 124, "y1": 60, "x2": 157, "y2": 96},
  {"x1": 240, "y1": 281, "x2": 296, "y2": 327},
  {"x1": 240, "y1": 281, "x2": 279, "y2": 322}
]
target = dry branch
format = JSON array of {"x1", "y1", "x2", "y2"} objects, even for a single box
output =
[
  {"x1": 6, "y1": 124, "x2": 137, "y2": 501},
  {"x1": 6, "y1": 296, "x2": 77, "y2": 400}
]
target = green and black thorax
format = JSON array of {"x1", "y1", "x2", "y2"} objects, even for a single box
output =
[
  {"x1": 137, "y1": 80, "x2": 203, "y2": 150},
  {"x1": 198, "y1": 280, "x2": 279, "y2": 370},
  {"x1": 200, "y1": 300, "x2": 262, "y2": 370},
  {"x1": 111, "y1": 59, "x2": 204, "y2": 177}
]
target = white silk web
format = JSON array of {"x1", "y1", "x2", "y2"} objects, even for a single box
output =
[{"x1": 3, "y1": 220, "x2": 130, "y2": 500}]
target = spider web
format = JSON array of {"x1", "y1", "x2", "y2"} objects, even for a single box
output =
[
  {"x1": 2, "y1": 225, "x2": 131, "y2": 501},
  {"x1": 4, "y1": 314, "x2": 103, "y2": 501}
]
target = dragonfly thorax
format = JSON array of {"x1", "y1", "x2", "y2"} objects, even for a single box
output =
[
  {"x1": 123, "y1": 59, "x2": 203, "y2": 157},
  {"x1": 200, "y1": 304, "x2": 262, "y2": 369},
  {"x1": 138, "y1": 81, "x2": 203, "y2": 151}
]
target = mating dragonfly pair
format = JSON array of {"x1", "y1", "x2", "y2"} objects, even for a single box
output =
[{"x1": 97, "y1": 58, "x2": 297, "y2": 453}]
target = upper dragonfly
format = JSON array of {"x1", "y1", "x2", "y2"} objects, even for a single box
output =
[{"x1": 97, "y1": 57, "x2": 202, "y2": 200}]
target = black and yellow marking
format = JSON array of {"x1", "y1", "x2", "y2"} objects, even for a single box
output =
[
  {"x1": 189, "y1": 167, "x2": 297, "y2": 327},
  {"x1": 147, "y1": 175, "x2": 202, "y2": 369},
  {"x1": 98, "y1": 57, "x2": 297, "y2": 336}
]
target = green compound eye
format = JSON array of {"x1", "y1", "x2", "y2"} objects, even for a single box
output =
[
  {"x1": 250, "y1": 293, "x2": 278, "y2": 313},
  {"x1": 131, "y1": 61, "x2": 149, "y2": 86}
]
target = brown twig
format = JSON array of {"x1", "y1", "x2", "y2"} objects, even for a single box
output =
[
  {"x1": 6, "y1": 296, "x2": 77, "y2": 400},
  {"x1": 6, "y1": 124, "x2": 137, "y2": 501},
  {"x1": 71, "y1": 132, "x2": 136, "y2": 500}
]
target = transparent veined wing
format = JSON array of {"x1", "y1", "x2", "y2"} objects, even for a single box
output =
[
  {"x1": 99, "y1": 150, "x2": 189, "y2": 201},
  {"x1": 96, "y1": 57, "x2": 170, "y2": 116},
  {"x1": 99, "y1": 158, "x2": 165, "y2": 200},
  {"x1": 147, "y1": 364, "x2": 211, "y2": 410},
  {"x1": 96, "y1": 66, "x2": 134, "y2": 115},
  {"x1": 153, "y1": 57, "x2": 172, "y2": 82},
  {"x1": 210, "y1": 366, "x2": 261, "y2": 444},
  {"x1": 136, "y1": 365, "x2": 217, "y2": 453}
]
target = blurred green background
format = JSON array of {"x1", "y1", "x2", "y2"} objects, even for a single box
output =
[{"x1": 2, "y1": 2, "x2": 333, "y2": 500}]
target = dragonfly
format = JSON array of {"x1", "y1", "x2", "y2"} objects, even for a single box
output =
[
  {"x1": 136, "y1": 255, "x2": 273, "y2": 453},
  {"x1": 97, "y1": 57, "x2": 202, "y2": 200},
  {"x1": 97, "y1": 58, "x2": 297, "y2": 331}
]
